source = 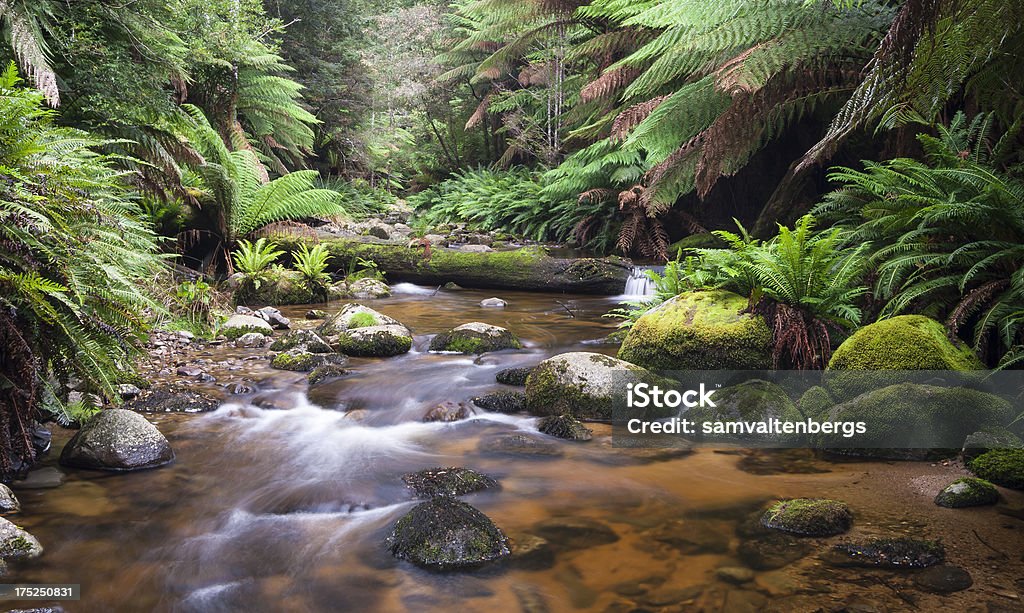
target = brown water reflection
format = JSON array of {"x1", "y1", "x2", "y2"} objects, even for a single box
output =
[{"x1": 7, "y1": 284, "x2": 1024, "y2": 612}]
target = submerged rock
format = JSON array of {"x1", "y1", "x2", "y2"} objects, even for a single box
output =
[
  {"x1": 532, "y1": 516, "x2": 619, "y2": 550},
  {"x1": 402, "y1": 467, "x2": 499, "y2": 499},
  {"x1": 913, "y1": 565, "x2": 973, "y2": 593},
  {"x1": 0, "y1": 517, "x2": 42, "y2": 560},
  {"x1": 826, "y1": 537, "x2": 945, "y2": 568},
  {"x1": 222, "y1": 314, "x2": 273, "y2": 340},
  {"x1": 478, "y1": 433, "x2": 563, "y2": 458},
  {"x1": 760, "y1": 499, "x2": 852, "y2": 537},
  {"x1": 524, "y1": 352, "x2": 666, "y2": 421},
  {"x1": 472, "y1": 391, "x2": 526, "y2": 414},
  {"x1": 59, "y1": 409, "x2": 174, "y2": 471},
  {"x1": 934, "y1": 477, "x2": 1000, "y2": 508},
  {"x1": 617, "y1": 291, "x2": 772, "y2": 371},
  {"x1": 307, "y1": 364, "x2": 352, "y2": 387},
  {"x1": 496, "y1": 366, "x2": 534, "y2": 386},
  {"x1": 508, "y1": 532, "x2": 555, "y2": 570},
  {"x1": 737, "y1": 533, "x2": 812, "y2": 570},
  {"x1": 537, "y1": 415, "x2": 592, "y2": 441},
  {"x1": 968, "y1": 449, "x2": 1024, "y2": 490},
  {"x1": 429, "y1": 322, "x2": 522, "y2": 354},
  {"x1": 824, "y1": 315, "x2": 983, "y2": 400},
  {"x1": 387, "y1": 498, "x2": 510, "y2": 570}
]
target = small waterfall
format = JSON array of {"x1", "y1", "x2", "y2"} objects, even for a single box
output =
[{"x1": 623, "y1": 266, "x2": 662, "y2": 297}]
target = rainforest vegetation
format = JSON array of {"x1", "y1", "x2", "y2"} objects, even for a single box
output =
[{"x1": 1, "y1": 0, "x2": 1024, "y2": 474}]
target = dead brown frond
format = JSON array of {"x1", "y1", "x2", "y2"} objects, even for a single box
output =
[{"x1": 610, "y1": 95, "x2": 669, "y2": 140}]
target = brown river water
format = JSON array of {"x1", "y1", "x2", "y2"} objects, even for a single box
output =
[{"x1": 7, "y1": 284, "x2": 1024, "y2": 612}]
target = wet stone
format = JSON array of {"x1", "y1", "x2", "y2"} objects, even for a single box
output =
[
  {"x1": 913, "y1": 565, "x2": 973, "y2": 593},
  {"x1": 737, "y1": 533, "x2": 813, "y2": 570},
  {"x1": 537, "y1": 415, "x2": 592, "y2": 441},
  {"x1": 386, "y1": 498, "x2": 510, "y2": 570},
  {"x1": 472, "y1": 391, "x2": 526, "y2": 414},
  {"x1": 423, "y1": 402, "x2": 474, "y2": 423},
  {"x1": 508, "y1": 533, "x2": 555, "y2": 571},
  {"x1": 716, "y1": 566, "x2": 755, "y2": 585},
  {"x1": 825, "y1": 537, "x2": 945, "y2": 569},
  {"x1": 760, "y1": 498, "x2": 853, "y2": 536},
  {"x1": 401, "y1": 467, "x2": 499, "y2": 499},
  {"x1": 496, "y1": 367, "x2": 533, "y2": 386},
  {"x1": 478, "y1": 433, "x2": 563, "y2": 458},
  {"x1": 649, "y1": 519, "x2": 730, "y2": 555},
  {"x1": 935, "y1": 477, "x2": 1000, "y2": 508}
]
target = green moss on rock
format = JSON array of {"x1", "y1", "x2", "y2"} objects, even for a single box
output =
[
  {"x1": 761, "y1": 498, "x2": 853, "y2": 537},
  {"x1": 968, "y1": 449, "x2": 1024, "y2": 490},
  {"x1": 222, "y1": 325, "x2": 272, "y2": 341},
  {"x1": 348, "y1": 312, "x2": 378, "y2": 329},
  {"x1": 934, "y1": 477, "x2": 1000, "y2": 508},
  {"x1": 401, "y1": 467, "x2": 499, "y2": 499},
  {"x1": 334, "y1": 325, "x2": 412, "y2": 357},
  {"x1": 429, "y1": 322, "x2": 522, "y2": 354},
  {"x1": 617, "y1": 291, "x2": 771, "y2": 371},
  {"x1": 688, "y1": 379, "x2": 802, "y2": 443},
  {"x1": 796, "y1": 386, "x2": 834, "y2": 420},
  {"x1": 233, "y1": 269, "x2": 324, "y2": 306},
  {"x1": 386, "y1": 498, "x2": 510, "y2": 570},
  {"x1": 268, "y1": 330, "x2": 331, "y2": 353},
  {"x1": 271, "y1": 351, "x2": 347, "y2": 372},
  {"x1": 825, "y1": 315, "x2": 983, "y2": 400},
  {"x1": 962, "y1": 427, "x2": 1024, "y2": 462}
]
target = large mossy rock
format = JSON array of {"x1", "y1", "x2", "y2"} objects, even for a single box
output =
[
  {"x1": 815, "y1": 384, "x2": 1013, "y2": 458},
  {"x1": 429, "y1": 322, "x2": 522, "y2": 354},
  {"x1": 617, "y1": 291, "x2": 771, "y2": 371},
  {"x1": 349, "y1": 278, "x2": 391, "y2": 299},
  {"x1": 934, "y1": 477, "x2": 1000, "y2": 508},
  {"x1": 825, "y1": 315, "x2": 983, "y2": 400},
  {"x1": 232, "y1": 269, "x2": 324, "y2": 306},
  {"x1": 317, "y1": 303, "x2": 401, "y2": 337},
  {"x1": 387, "y1": 498, "x2": 510, "y2": 570},
  {"x1": 525, "y1": 352, "x2": 667, "y2": 421},
  {"x1": 59, "y1": 409, "x2": 174, "y2": 471},
  {"x1": 317, "y1": 304, "x2": 412, "y2": 356},
  {"x1": 687, "y1": 379, "x2": 802, "y2": 443},
  {"x1": 761, "y1": 498, "x2": 853, "y2": 537},
  {"x1": 968, "y1": 449, "x2": 1024, "y2": 490},
  {"x1": 271, "y1": 351, "x2": 348, "y2": 372},
  {"x1": 268, "y1": 329, "x2": 332, "y2": 353}
]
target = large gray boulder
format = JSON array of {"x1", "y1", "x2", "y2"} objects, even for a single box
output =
[
  {"x1": 59, "y1": 409, "x2": 174, "y2": 471},
  {"x1": 349, "y1": 278, "x2": 391, "y2": 299},
  {"x1": 525, "y1": 352, "x2": 666, "y2": 421},
  {"x1": 317, "y1": 304, "x2": 412, "y2": 357}
]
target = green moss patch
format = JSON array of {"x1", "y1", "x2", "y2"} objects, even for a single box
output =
[
  {"x1": 761, "y1": 498, "x2": 853, "y2": 537},
  {"x1": 968, "y1": 449, "x2": 1024, "y2": 490},
  {"x1": 934, "y1": 477, "x2": 1000, "y2": 508}
]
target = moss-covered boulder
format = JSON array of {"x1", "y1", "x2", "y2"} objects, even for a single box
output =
[
  {"x1": 349, "y1": 277, "x2": 391, "y2": 299},
  {"x1": 233, "y1": 268, "x2": 323, "y2": 306},
  {"x1": 401, "y1": 467, "x2": 499, "y2": 499},
  {"x1": 968, "y1": 449, "x2": 1024, "y2": 489},
  {"x1": 825, "y1": 316, "x2": 983, "y2": 400},
  {"x1": 815, "y1": 384, "x2": 1013, "y2": 459},
  {"x1": 387, "y1": 498, "x2": 510, "y2": 570},
  {"x1": 271, "y1": 351, "x2": 348, "y2": 372},
  {"x1": 962, "y1": 428, "x2": 1024, "y2": 462},
  {"x1": 334, "y1": 325, "x2": 413, "y2": 357},
  {"x1": 796, "y1": 386, "x2": 834, "y2": 421},
  {"x1": 617, "y1": 291, "x2": 771, "y2": 371},
  {"x1": 761, "y1": 499, "x2": 853, "y2": 537},
  {"x1": 317, "y1": 303, "x2": 401, "y2": 337},
  {"x1": 934, "y1": 477, "x2": 1000, "y2": 508},
  {"x1": 687, "y1": 379, "x2": 802, "y2": 443},
  {"x1": 525, "y1": 352, "x2": 667, "y2": 421},
  {"x1": 429, "y1": 322, "x2": 522, "y2": 354},
  {"x1": 537, "y1": 414, "x2": 593, "y2": 441},
  {"x1": 221, "y1": 314, "x2": 273, "y2": 340},
  {"x1": 0, "y1": 518, "x2": 42, "y2": 560},
  {"x1": 268, "y1": 329, "x2": 332, "y2": 353},
  {"x1": 307, "y1": 364, "x2": 351, "y2": 386}
]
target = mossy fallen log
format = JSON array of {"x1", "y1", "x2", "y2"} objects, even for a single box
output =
[{"x1": 277, "y1": 238, "x2": 632, "y2": 295}]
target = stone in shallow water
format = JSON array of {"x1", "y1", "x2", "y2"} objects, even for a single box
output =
[
  {"x1": 307, "y1": 364, "x2": 351, "y2": 387},
  {"x1": 0, "y1": 517, "x2": 42, "y2": 560},
  {"x1": 387, "y1": 498, "x2": 510, "y2": 570},
  {"x1": 129, "y1": 386, "x2": 220, "y2": 413},
  {"x1": 537, "y1": 415, "x2": 592, "y2": 441},
  {"x1": 401, "y1": 467, "x2": 499, "y2": 499},
  {"x1": 271, "y1": 350, "x2": 347, "y2": 372},
  {"x1": 429, "y1": 322, "x2": 522, "y2": 354},
  {"x1": 12, "y1": 467, "x2": 64, "y2": 490},
  {"x1": 59, "y1": 409, "x2": 174, "y2": 471},
  {"x1": 471, "y1": 391, "x2": 526, "y2": 414},
  {"x1": 478, "y1": 433, "x2": 563, "y2": 458},
  {"x1": 496, "y1": 366, "x2": 533, "y2": 386},
  {"x1": 508, "y1": 532, "x2": 555, "y2": 570},
  {"x1": 760, "y1": 498, "x2": 853, "y2": 537},
  {"x1": 531, "y1": 516, "x2": 619, "y2": 550},
  {"x1": 737, "y1": 533, "x2": 812, "y2": 570},
  {"x1": 0, "y1": 484, "x2": 19, "y2": 514},
  {"x1": 423, "y1": 402, "x2": 473, "y2": 423},
  {"x1": 913, "y1": 565, "x2": 973, "y2": 593},
  {"x1": 825, "y1": 537, "x2": 945, "y2": 569},
  {"x1": 934, "y1": 477, "x2": 1000, "y2": 508},
  {"x1": 479, "y1": 297, "x2": 507, "y2": 308}
]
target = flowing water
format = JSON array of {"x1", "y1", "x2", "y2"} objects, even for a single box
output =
[{"x1": 7, "y1": 285, "x2": 1024, "y2": 612}]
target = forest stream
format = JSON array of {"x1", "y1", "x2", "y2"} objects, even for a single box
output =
[{"x1": 7, "y1": 285, "x2": 1024, "y2": 612}]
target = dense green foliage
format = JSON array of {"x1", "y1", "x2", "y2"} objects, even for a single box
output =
[{"x1": 0, "y1": 66, "x2": 164, "y2": 472}]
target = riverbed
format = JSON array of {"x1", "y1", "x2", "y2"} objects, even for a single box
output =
[{"x1": 8, "y1": 284, "x2": 1024, "y2": 612}]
